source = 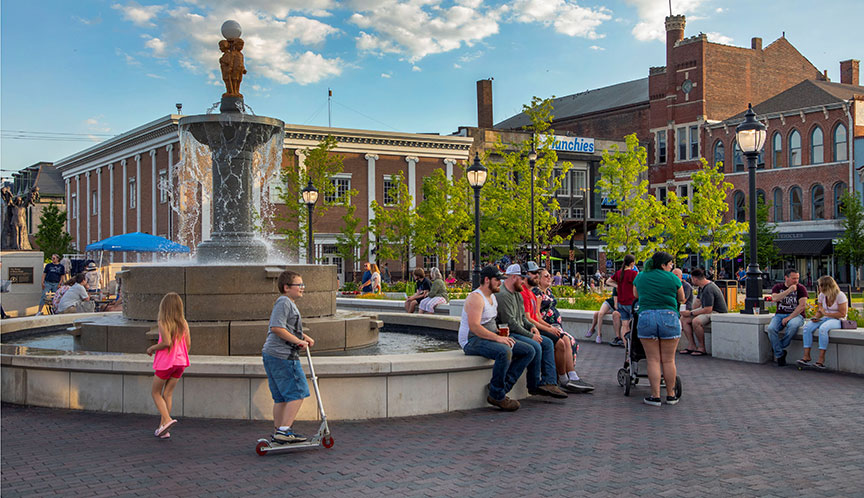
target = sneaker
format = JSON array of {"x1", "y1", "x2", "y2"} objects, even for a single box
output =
[
  {"x1": 561, "y1": 379, "x2": 594, "y2": 393},
  {"x1": 536, "y1": 384, "x2": 568, "y2": 399},
  {"x1": 665, "y1": 395, "x2": 680, "y2": 405},
  {"x1": 486, "y1": 395, "x2": 520, "y2": 411},
  {"x1": 595, "y1": 334, "x2": 603, "y2": 344},
  {"x1": 777, "y1": 350, "x2": 787, "y2": 367},
  {"x1": 610, "y1": 337, "x2": 624, "y2": 347},
  {"x1": 272, "y1": 429, "x2": 307, "y2": 444},
  {"x1": 585, "y1": 328, "x2": 595, "y2": 338},
  {"x1": 643, "y1": 397, "x2": 662, "y2": 407}
]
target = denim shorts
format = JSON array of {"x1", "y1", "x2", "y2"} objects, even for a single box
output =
[
  {"x1": 262, "y1": 353, "x2": 310, "y2": 403},
  {"x1": 618, "y1": 304, "x2": 633, "y2": 321},
  {"x1": 636, "y1": 309, "x2": 682, "y2": 340}
]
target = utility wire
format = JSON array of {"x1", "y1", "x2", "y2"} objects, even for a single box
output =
[{"x1": 333, "y1": 100, "x2": 399, "y2": 131}]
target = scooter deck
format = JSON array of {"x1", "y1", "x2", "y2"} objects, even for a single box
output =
[{"x1": 256, "y1": 438, "x2": 321, "y2": 454}]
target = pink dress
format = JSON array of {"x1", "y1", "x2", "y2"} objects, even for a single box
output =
[{"x1": 152, "y1": 329, "x2": 190, "y2": 371}]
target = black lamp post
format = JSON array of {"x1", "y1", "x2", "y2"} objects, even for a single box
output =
[
  {"x1": 467, "y1": 153, "x2": 488, "y2": 289},
  {"x1": 580, "y1": 187, "x2": 589, "y2": 287},
  {"x1": 528, "y1": 141, "x2": 538, "y2": 262},
  {"x1": 301, "y1": 179, "x2": 319, "y2": 264},
  {"x1": 736, "y1": 103, "x2": 767, "y2": 314}
]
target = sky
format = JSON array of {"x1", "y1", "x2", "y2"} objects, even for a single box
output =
[{"x1": 1, "y1": 0, "x2": 861, "y2": 175}]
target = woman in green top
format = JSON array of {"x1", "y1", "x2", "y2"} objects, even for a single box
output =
[
  {"x1": 419, "y1": 268, "x2": 448, "y2": 314},
  {"x1": 633, "y1": 251, "x2": 685, "y2": 407}
]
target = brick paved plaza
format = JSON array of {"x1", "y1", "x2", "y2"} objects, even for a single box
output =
[{"x1": 2, "y1": 343, "x2": 863, "y2": 497}]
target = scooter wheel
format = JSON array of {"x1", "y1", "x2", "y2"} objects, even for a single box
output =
[
  {"x1": 255, "y1": 441, "x2": 269, "y2": 456},
  {"x1": 322, "y1": 436, "x2": 335, "y2": 448}
]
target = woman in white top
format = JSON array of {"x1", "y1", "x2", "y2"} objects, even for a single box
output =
[
  {"x1": 797, "y1": 275, "x2": 847, "y2": 370},
  {"x1": 370, "y1": 263, "x2": 382, "y2": 294}
]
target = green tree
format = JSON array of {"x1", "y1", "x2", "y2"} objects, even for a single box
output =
[
  {"x1": 690, "y1": 159, "x2": 745, "y2": 277},
  {"x1": 596, "y1": 133, "x2": 664, "y2": 264},
  {"x1": 834, "y1": 192, "x2": 864, "y2": 286},
  {"x1": 334, "y1": 200, "x2": 364, "y2": 278},
  {"x1": 742, "y1": 198, "x2": 780, "y2": 270},
  {"x1": 660, "y1": 191, "x2": 697, "y2": 264},
  {"x1": 479, "y1": 96, "x2": 571, "y2": 259},
  {"x1": 370, "y1": 171, "x2": 416, "y2": 277},
  {"x1": 34, "y1": 203, "x2": 73, "y2": 258},
  {"x1": 414, "y1": 169, "x2": 472, "y2": 274}
]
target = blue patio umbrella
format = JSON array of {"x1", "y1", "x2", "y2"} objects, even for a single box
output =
[{"x1": 86, "y1": 232, "x2": 190, "y2": 253}]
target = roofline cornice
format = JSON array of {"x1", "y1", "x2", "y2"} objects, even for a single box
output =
[{"x1": 706, "y1": 101, "x2": 849, "y2": 129}]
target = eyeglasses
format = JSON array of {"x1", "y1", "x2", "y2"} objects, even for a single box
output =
[{"x1": 286, "y1": 283, "x2": 306, "y2": 288}]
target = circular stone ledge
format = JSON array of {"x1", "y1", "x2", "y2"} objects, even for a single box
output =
[{"x1": 0, "y1": 349, "x2": 526, "y2": 421}]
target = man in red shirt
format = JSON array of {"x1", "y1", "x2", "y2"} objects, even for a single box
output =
[{"x1": 605, "y1": 254, "x2": 637, "y2": 347}]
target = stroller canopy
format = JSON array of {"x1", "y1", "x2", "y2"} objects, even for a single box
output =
[{"x1": 85, "y1": 232, "x2": 191, "y2": 253}]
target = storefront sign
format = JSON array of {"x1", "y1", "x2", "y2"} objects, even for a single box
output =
[
  {"x1": 8, "y1": 267, "x2": 33, "y2": 284},
  {"x1": 541, "y1": 134, "x2": 595, "y2": 154}
]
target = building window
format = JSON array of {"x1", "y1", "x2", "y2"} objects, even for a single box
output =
[
  {"x1": 732, "y1": 140, "x2": 744, "y2": 172},
  {"x1": 326, "y1": 176, "x2": 351, "y2": 205},
  {"x1": 158, "y1": 170, "x2": 168, "y2": 204},
  {"x1": 129, "y1": 177, "x2": 137, "y2": 209},
  {"x1": 383, "y1": 176, "x2": 397, "y2": 206},
  {"x1": 789, "y1": 186, "x2": 803, "y2": 221},
  {"x1": 91, "y1": 191, "x2": 98, "y2": 215},
  {"x1": 71, "y1": 193, "x2": 77, "y2": 219},
  {"x1": 834, "y1": 123, "x2": 848, "y2": 162},
  {"x1": 713, "y1": 141, "x2": 724, "y2": 170},
  {"x1": 733, "y1": 191, "x2": 746, "y2": 222},
  {"x1": 771, "y1": 132, "x2": 783, "y2": 168},
  {"x1": 678, "y1": 184, "x2": 690, "y2": 206},
  {"x1": 756, "y1": 189, "x2": 766, "y2": 205},
  {"x1": 657, "y1": 131, "x2": 667, "y2": 163},
  {"x1": 657, "y1": 186, "x2": 667, "y2": 204},
  {"x1": 689, "y1": 125, "x2": 698, "y2": 159},
  {"x1": 554, "y1": 168, "x2": 570, "y2": 196},
  {"x1": 773, "y1": 188, "x2": 783, "y2": 222},
  {"x1": 810, "y1": 127, "x2": 824, "y2": 164},
  {"x1": 571, "y1": 169, "x2": 586, "y2": 197},
  {"x1": 834, "y1": 182, "x2": 848, "y2": 218},
  {"x1": 677, "y1": 127, "x2": 686, "y2": 161},
  {"x1": 789, "y1": 130, "x2": 802, "y2": 167},
  {"x1": 422, "y1": 255, "x2": 439, "y2": 270},
  {"x1": 811, "y1": 184, "x2": 825, "y2": 219}
]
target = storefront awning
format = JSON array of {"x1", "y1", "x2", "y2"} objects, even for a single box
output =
[{"x1": 774, "y1": 239, "x2": 833, "y2": 256}]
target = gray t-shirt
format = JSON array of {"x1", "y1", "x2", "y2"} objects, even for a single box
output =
[
  {"x1": 682, "y1": 280, "x2": 694, "y2": 310},
  {"x1": 262, "y1": 296, "x2": 304, "y2": 360},
  {"x1": 698, "y1": 281, "x2": 728, "y2": 313},
  {"x1": 57, "y1": 283, "x2": 88, "y2": 312}
]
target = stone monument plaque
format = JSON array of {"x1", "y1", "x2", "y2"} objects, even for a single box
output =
[{"x1": 8, "y1": 267, "x2": 34, "y2": 284}]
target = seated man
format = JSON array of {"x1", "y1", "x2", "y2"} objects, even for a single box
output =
[
  {"x1": 679, "y1": 268, "x2": 727, "y2": 356},
  {"x1": 497, "y1": 263, "x2": 567, "y2": 399},
  {"x1": 458, "y1": 265, "x2": 534, "y2": 411},
  {"x1": 673, "y1": 268, "x2": 694, "y2": 311},
  {"x1": 404, "y1": 268, "x2": 431, "y2": 313},
  {"x1": 56, "y1": 273, "x2": 96, "y2": 314},
  {"x1": 765, "y1": 268, "x2": 807, "y2": 366}
]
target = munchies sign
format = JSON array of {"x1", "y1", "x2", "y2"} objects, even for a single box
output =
[{"x1": 540, "y1": 134, "x2": 595, "y2": 154}]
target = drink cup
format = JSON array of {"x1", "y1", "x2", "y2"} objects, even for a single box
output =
[{"x1": 497, "y1": 325, "x2": 510, "y2": 337}]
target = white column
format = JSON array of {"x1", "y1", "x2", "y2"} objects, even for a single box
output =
[
  {"x1": 85, "y1": 171, "x2": 91, "y2": 245},
  {"x1": 365, "y1": 153, "x2": 379, "y2": 262},
  {"x1": 65, "y1": 179, "x2": 71, "y2": 238},
  {"x1": 406, "y1": 156, "x2": 419, "y2": 270},
  {"x1": 121, "y1": 159, "x2": 128, "y2": 235},
  {"x1": 96, "y1": 168, "x2": 102, "y2": 241},
  {"x1": 150, "y1": 149, "x2": 157, "y2": 235},
  {"x1": 443, "y1": 158, "x2": 456, "y2": 182},
  {"x1": 108, "y1": 164, "x2": 114, "y2": 237},
  {"x1": 166, "y1": 144, "x2": 174, "y2": 240},
  {"x1": 75, "y1": 175, "x2": 81, "y2": 249},
  {"x1": 135, "y1": 154, "x2": 142, "y2": 233}
]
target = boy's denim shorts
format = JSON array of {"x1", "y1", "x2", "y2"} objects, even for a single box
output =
[
  {"x1": 618, "y1": 304, "x2": 633, "y2": 321},
  {"x1": 262, "y1": 353, "x2": 310, "y2": 403},
  {"x1": 636, "y1": 309, "x2": 682, "y2": 340}
]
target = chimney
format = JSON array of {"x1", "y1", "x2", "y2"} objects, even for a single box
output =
[
  {"x1": 840, "y1": 59, "x2": 860, "y2": 86},
  {"x1": 476, "y1": 79, "x2": 493, "y2": 129},
  {"x1": 665, "y1": 15, "x2": 685, "y2": 88},
  {"x1": 751, "y1": 37, "x2": 762, "y2": 51}
]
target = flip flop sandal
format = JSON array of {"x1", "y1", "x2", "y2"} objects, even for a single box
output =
[
  {"x1": 159, "y1": 432, "x2": 171, "y2": 439},
  {"x1": 679, "y1": 349, "x2": 695, "y2": 355},
  {"x1": 796, "y1": 359, "x2": 812, "y2": 367},
  {"x1": 690, "y1": 350, "x2": 708, "y2": 356},
  {"x1": 154, "y1": 419, "x2": 177, "y2": 437},
  {"x1": 814, "y1": 362, "x2": 826, "y2": 370}
]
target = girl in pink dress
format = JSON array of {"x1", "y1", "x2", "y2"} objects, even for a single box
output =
[{"x1": 146, "y1": 292, "x2": 190, "y2": 439}]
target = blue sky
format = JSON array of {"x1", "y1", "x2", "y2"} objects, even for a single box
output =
[{"x1": 1, "y1": 0, "x2": 860, "y2": 174}]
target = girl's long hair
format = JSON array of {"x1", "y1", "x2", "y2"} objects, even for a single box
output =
[
  {"x1": 371, "y1": 263, "x2": 380, "y2": 274},
  {"x1": 157, "y1": 292, "x2": 190, "y2": 349},
  {"x1": 818, "y1": 275, "x2": 840, "y2": 307}
]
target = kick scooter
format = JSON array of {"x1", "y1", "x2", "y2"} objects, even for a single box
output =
[{"x1": 255, "y1": 346, "x2": 333, "y2": 455}]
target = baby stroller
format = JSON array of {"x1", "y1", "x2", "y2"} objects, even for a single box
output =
[{"x1": 616, "y1": 301, "x2": 683, "y2": 398}]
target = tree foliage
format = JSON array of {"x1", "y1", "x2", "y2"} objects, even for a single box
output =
[
  {"x1": 742, "y1": 198, "x2": 780, "y2": 270},
  {"x1": 414, "y1": 168, "x2": 472, "y2": 274},
  {"x1": 834, "y1": 191, "x2": 864, "y2": 285},
  {"x1": 334, "y1": 201, "x2": 363, "y2": 272},
  {"x1": 596, "y1": 133, "x2": 664, "y2": 264},
  {"x1": 370, "y1": 171, "x2": 416, "y2": 277},
  {"x1": 34, "y1": 203, "x2": 73, "y2": 258},
  {"x1": 690, "y1": 159, "x2": 745, "y2": 277},
  {"x1": 660, "y1": 191, "x2": 697, "y2": 264}
]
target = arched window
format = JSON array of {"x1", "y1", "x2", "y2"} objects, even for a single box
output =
[
  {"x1": 734, "y1": 191, "x2": 746, "y2": 222},
  {"x1": 773, "y1": 188, "x2": 783, "y2": 222},
  {"x1": 789, "y1": 130, "x2": 802, "y2": 167},
  {"x1": 732, "y1": 139, "x2": 744, "y2": 172},
  {"x1": 811, "y1": 184, "x2": 825, "y2": 219},
  {"x1": 810, "y1": 127, "x2": 824, "y2": 164},
  {"x1": 790, "y1": 187, "x2": 803, "y2": 221},
  {"x1": 771, "y1": 132, "x2": 783, "y2": 168},
  {"x1": 713, "y1": 140, "x2": 725, "y2": 170},
  {"x1": 834, "y1": 182, "x2": 848, "y2": 218},
  {"x1": 834, "y1": 123, "x2": 848, "y2": 162},
  {"x1": 757, "y1": 189, "x2": 766, "y2": 206}
]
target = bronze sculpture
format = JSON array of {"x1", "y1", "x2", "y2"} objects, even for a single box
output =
[
  {"x1": 1, "y1": 186, "x2": 39, "y2": 250},
  {"x1": 219, "y1": 38, "x2": 246, "y2": 97}
]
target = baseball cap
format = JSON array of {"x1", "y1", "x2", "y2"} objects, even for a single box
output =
[
  {"x1": 504, "y1": 264, "x2": 525, "y2": 276},
  {"x1": 480, "y1": 265, "x2": 504, "y2": 280},
  {"x1": 524, "y1": 261, "x2": 541, "y2": 273}
]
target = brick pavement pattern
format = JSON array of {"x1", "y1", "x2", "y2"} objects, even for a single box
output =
[{"x1": 3, "y1": 342, "x2": 863, "y2": 497}]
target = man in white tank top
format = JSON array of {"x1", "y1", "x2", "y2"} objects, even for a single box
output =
[{"x1": 459, "y1": 266, "x2": 535, "y2": 411}]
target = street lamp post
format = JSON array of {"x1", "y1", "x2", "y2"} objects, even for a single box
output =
[
  {"x1": 528, "y1": 142, "x2": 537, "y2": 262},
  {"x1": 582, "y1": 187, "x2": 589, "y2": 286},
  {"x1": 467, "y1": 153, "x2": 488, "y2": 289},
  {"x1": 301, "y1": 179, "x2": 319, "y2": 264},
  {"x1": 736, "y1": 103, "x2": 767, "y2": 314}
]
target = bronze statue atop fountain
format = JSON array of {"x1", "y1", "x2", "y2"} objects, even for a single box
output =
[{"x1": 218, "y1": 20, "x2": 247, "y2": 112}]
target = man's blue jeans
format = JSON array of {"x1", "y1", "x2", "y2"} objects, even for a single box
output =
[
  {"x1": 463, "y1": 335, "x2": 535, "y2": 401},
  {"x1": 802, "y1": 317, "x2": 841, "y2": 350},
  {"x1": 512, "y1": 334, "x2": 557, "y2": 389},
  {"x1": 38, "y1": 281, "x2": 59, "y2": 311},
  {"x1": 765, "y1": 313, "x2": 804, "y2": 359}
]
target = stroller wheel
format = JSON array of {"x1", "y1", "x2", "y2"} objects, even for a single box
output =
[
  {"x1": 624, "y1": 375, "x2": 632, "y2": 396},
  {"x1": 633, "y1": 377, "x2": 639, "y2": 385},
  {"x1": 617, "y1": 368, "x2": 628, "y2": 387}
]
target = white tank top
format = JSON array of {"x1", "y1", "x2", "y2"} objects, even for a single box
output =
[{"x1": 458, "y1": 288, "x2": 498, "y2": 348}]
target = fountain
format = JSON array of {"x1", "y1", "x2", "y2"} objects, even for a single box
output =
[{"x1": 76, "y1": 21, "x2": 379, "y2": 355}]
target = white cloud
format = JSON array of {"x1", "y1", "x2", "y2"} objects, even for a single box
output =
[
  {"x1": 115, "y1": 48, "x2": 140, "y2": 66},
  {"x1": 144, "y1": 36, "x2": 167, "y2": 57},
  {"x1": 715, "y1": 7, "x2": 725, "y2": 13},
  {"x1": 74, "y1": 15, "x2": 102, "y2": 25},
  {"x1": 453, "y1": 63, "x2": 462, "y2": 68},
  {"x1": 706, "y1": 32, "x2": 733, "y2": 45},
  {"x1": 381, "y1": 72, "x2": 392, "y2": 78},
  {"x1": 511, "y1": 0, "x2": 611, "y2": 39},
  {"x1": 112, "y1": 2, "x2": 162, "y2": 27},
  {"x1": 146, "y1": 73, "x2": 167, "y2": 79},
  {"x1": 85, "y1": 116, "x2": 112, "y2": 134},
  {"x1": 411, "y1": 65, "x2": 421, "y2": 72},
  {"x1": 624, "y1": 0, "x2": 710, "y2": 42},
  {"x1": 589, "y1": 45, "x2": 604, "y2": 51},
  {"x1": 350, "y1": 0, "x2": 503, "y2": 62}
]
